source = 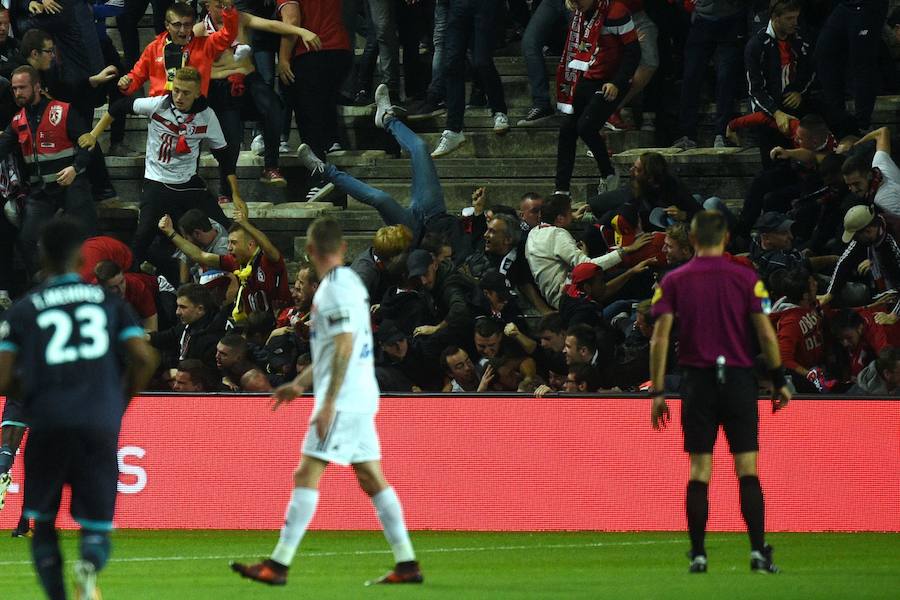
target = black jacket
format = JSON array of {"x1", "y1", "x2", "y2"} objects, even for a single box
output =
[
  {"x1": 745, "y1": 22, "x2": 814, "y2": 116},
  {"x1": 149, "y1": 310, "x2": 226, "y2": 371}
]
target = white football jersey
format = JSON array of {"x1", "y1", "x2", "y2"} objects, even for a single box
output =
[
  {"x1": 309, "y1": 266, "x2": 379, "y2": 413},
  {"x1": 132, "y1": 95, "x2": 226, "y2": 184}
]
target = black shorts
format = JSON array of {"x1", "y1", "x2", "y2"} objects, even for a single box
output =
[
  {"x1": 680, "y1": 366, "x2": 759, "y2": 455},
  {"x1": 1, "y1": 394, "x2": 27, "y2": 428},
  {"x1": 23, "y1": 429, "x2": 119, "y2": 531}
]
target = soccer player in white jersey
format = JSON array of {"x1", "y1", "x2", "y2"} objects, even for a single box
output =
[{"x1": 230, "y1": 216, "x2": 423, "y2": 587}]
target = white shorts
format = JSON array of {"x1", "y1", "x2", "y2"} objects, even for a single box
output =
[{"x1": 301, "y1": 411, "x2": 381, "y2": 466}]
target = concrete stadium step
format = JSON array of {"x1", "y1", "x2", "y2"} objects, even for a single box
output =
[
  {"x1": 294, "y1": 233, "x2": 374, "y2": 263},
  {"x1": 345, "y1": 179, "x2": 597, "y2": 212},
  {"x1": 97, "y1": 200, "x2": 342, "y2": 259}
]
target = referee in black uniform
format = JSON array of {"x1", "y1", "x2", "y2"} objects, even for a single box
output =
[{"x1": 648, "y1": 211, "x2": 791, "y2": 574}]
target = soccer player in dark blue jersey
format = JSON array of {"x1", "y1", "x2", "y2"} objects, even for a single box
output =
[
  {"x1": 0, "y1": 396, "x2": 32, "y2": 537},
  {"x1": 0, "y1": 217, "x2": 158, "y2": 600}
]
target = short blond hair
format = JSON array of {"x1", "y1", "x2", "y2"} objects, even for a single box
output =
[
  {"x1": 174, "y1": 66, "x2": 201, "y2": 84},
  {"x1": 373, "y1": 224, "x2": 413, "y2": 260}
]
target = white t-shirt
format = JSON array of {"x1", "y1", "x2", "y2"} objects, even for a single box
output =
[
  {"x1": 309, "y1": 266, "x2": 380, "y2": 413},
  {"x1": 873, "y1": 150, "x2": 900, "y2": 218},
  {"x1": 132, "y1": 95, "x2": 226, "y2": 185}
]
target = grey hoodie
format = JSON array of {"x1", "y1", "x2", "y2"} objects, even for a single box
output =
[{"x1": 847, "y1": 360, "x2": 893, "y2": 395}]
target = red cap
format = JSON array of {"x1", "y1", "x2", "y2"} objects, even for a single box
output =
[{"x1": 571, "y1": 262, "x2": 601, "y2": 285}]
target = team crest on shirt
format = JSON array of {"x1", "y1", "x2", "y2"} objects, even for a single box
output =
[{"x1": 48, "y1": 105, "x2": 62, "y2": 126}]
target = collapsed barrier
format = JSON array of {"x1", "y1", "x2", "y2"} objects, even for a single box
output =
[{"x1": 1, "y1": 395, "x2": 897, "y2": 532}]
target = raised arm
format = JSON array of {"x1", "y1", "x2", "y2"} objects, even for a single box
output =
[
  {"x1": 856, "y1": 126, "x2": 891, "y2": 155},
  {"x1": 243, "y1": 12, "x2": 322, "y2": 51},
  {"x1": 231, "y1": 193, "x2": 281, "y2": 262},
  {"x1": 207, "y1": 0, "x2": 239, "y2": 55},
  {"x1": 158, "y1": 214, "x2": 223, "y2": 268}
]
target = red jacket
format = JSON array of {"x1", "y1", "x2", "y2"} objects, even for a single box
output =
[
  {"x1": 774, "y1": 304, "x2": 825, "y2": 372},
  {"x1": 123, "y1": 7, "x2": 239, "y2": 97}
]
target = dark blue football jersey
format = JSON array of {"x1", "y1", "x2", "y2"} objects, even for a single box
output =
[{"x1": 0, "y1": 274, "x2": 144, "y2": 431}]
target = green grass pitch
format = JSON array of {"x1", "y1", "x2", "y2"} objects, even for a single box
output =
[{"x1": 1, "y1": 531, "x2": 898, "y2": 599}]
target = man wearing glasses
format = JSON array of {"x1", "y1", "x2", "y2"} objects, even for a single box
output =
[{"x1": 118, "y1": 0, "x2": 238, "y2": 98}]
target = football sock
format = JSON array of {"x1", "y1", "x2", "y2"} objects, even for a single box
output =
[
  {"x1": 270, "y1": 487, "x2": 319, "y2": 567},
  {"x1": 372, "y1": 487, "x2": 416, "y2": 563},
  {"x1": 80, "y1": 529, "x2": 111, "y2": 571},
  {"x1": 739, "y1": 475, "x2": 766, "y2": 553},
  {"x1": 32, "y1": 521, "x2": 66, "y2": 600},
  {"x1": 686, "y1": 480, "x2": 709, "y2": 557},
  {"x1": 0, "y1": 444, "x2": 13, "y2": 474}
]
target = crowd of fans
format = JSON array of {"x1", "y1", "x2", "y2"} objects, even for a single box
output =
[{"x1": 1, "y1": 0, "x2": 900, "y2": 396}]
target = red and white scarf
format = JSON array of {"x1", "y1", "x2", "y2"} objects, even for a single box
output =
[{"x1": 556, "y1": 1, "x2": 607, "y2": 114}]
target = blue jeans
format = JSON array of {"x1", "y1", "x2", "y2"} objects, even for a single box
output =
[
  {"x1": 678, "y1": 11, "x2": 745, "y2": 138},
  {"x1": 444, "y1": 0, "x2": 508, "y2": 132},
  {"x1": 428, "y1": 0, "x2": 450, "y2": 102},
  {"x1": 323, "y1": 118, "x2": 445, "y2": 238},
  {"x1": 522, "y1": 0, "x2": 570, "y2": 111}
]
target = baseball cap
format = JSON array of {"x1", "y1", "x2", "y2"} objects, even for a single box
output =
[
  {"x1": 406, "y1": 249, "x2": 433, "y2": 278},
  {"x1": 648, "y1": 206, "x2": 676, "y2": 230},
  {"x1": 842, "y1": 204, "x2": 876, "y2": 243},
  {"x1": 571, "y1": 262, "x2": 601, "y2": 285},
  {"x1": 376, "y1": 320, "x2": 405, "y2": 345},
  {"x1": 480, "y1": 269, "x2": 511, "y2": 298},
  {"x1": 753, "y1": 211, "x2": 794, "y2": 234}
]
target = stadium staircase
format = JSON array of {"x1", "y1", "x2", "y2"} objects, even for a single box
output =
[{"x1": 95, "y1": 13, "x2": 900, "y2": 277}]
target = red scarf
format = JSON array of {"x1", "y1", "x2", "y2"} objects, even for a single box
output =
[
  {"x1": 173, "y1": 110, "x2": 195, "y2": 154},
  {"x1": 556, "y1": 1, "x2": 607, "y2": 114}
]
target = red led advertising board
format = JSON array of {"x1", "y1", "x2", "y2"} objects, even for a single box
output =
[{"x1": 1, "y1": 396, "x2": 897, "y2": 532}]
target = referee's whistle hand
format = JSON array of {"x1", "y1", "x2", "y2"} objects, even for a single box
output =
[
  {"x1": 771, "y1": 386, "x2": 791, "y2": 413},
  {"x1": 651, "y1": 396, "x2": 670, "y2": 430}
]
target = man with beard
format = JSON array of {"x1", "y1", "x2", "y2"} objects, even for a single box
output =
[
  {"x1": 587, "y1": 152, "x2": 699, "y2": 232},
  {"x1": 0, "y1": 65, "x2": 94, "y2": 276}
]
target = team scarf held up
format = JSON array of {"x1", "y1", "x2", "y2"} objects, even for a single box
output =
[
  {"x1": 557, "y1": 0, "x2": 607, "y2": 114},
  {"x1": 231, "y1": 247, "x2": 262, "y2": 323}
]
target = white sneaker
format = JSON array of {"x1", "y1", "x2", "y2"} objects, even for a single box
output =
[
  {"x1": 250, "y1": 134, "x2": 265, "y2": 156},
  {"x1": 278, "y1": 141, "x2": 292, "y2": 154},
  {"x1": 296, "y1": 143, "x2": 325, "y2": 175},
  {"x1": 305, "y1": 183, "x2": 335, "y2": 203},
  {"x1": 493, "y1": 112, "x2": 510, "y2": 135},
  {"x1": 326, "y1": 142, "x2": 343, "y2": 154},
  {"x1": 73, "y1": 559, "x2": 98, "y2": 600},
  {"x1": 714, "y1": 134, "x2": 727, "y2": 149},
  {"x1": 0, "y1": 472, "x2": 11, "y2": 511},
  {"x1": 374, "y1": 83, "x2": 395, "y2": 129},
  {"x1": 431, "y1": 130, "x2": 465, "y2": 157},
  {"x1": 597, "y1": 174, "x2": 618, "y2": 195}
]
